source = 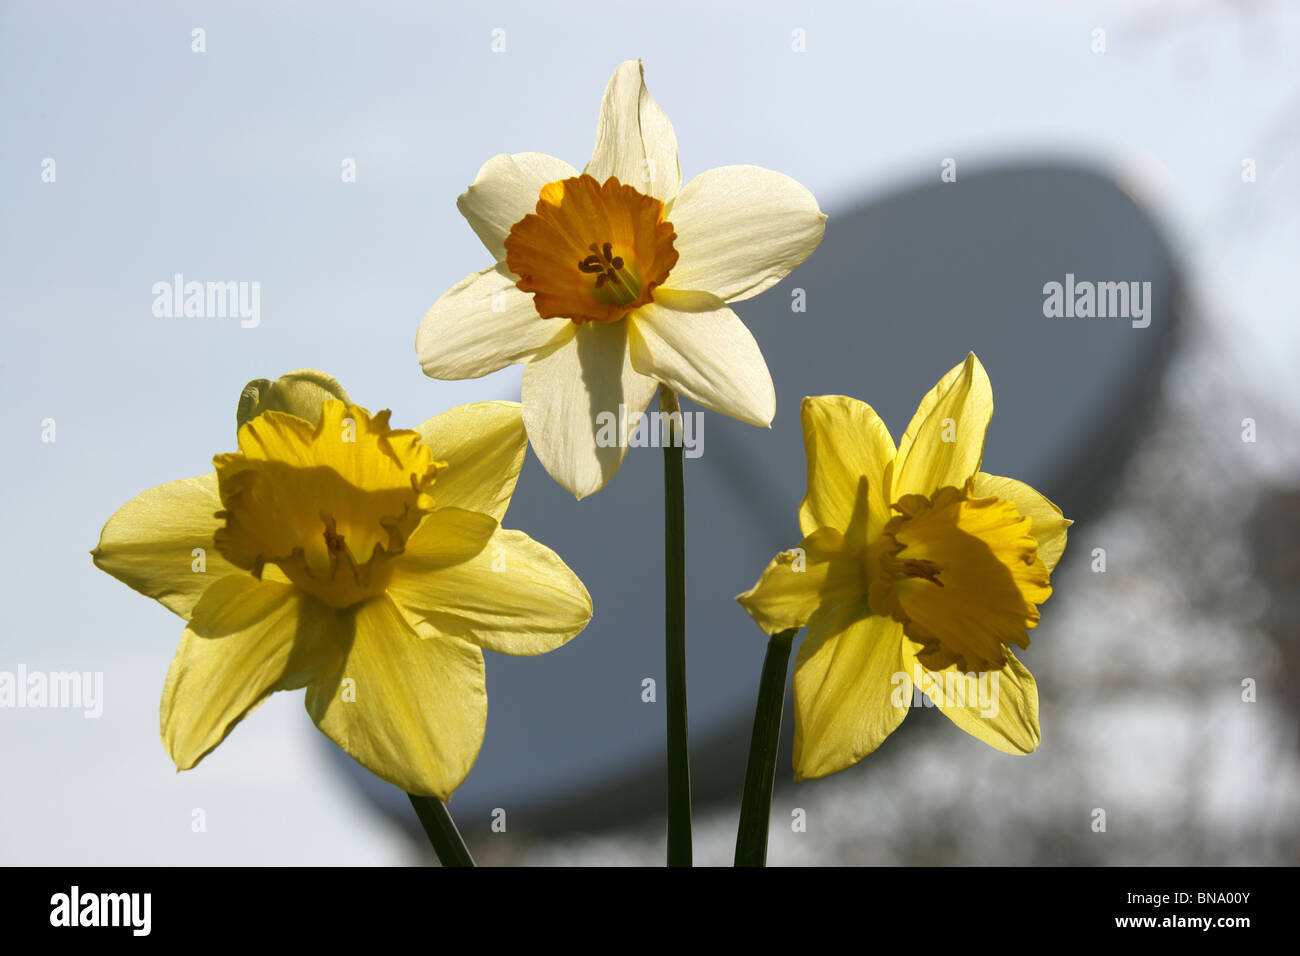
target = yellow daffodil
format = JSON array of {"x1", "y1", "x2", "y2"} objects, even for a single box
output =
[
  {"x1": 92, "y1": 382, "x2": 592, "y2": 800},
  {"x1": 416, "y1": 59, "x2": 826, "y2": 498},
  {"x1": 737, "y1": 354, "x2": 1070, "y2": 780}
]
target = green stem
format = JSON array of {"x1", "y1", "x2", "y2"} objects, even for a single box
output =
[
  {"x1": 662, "y1": 388, "x2": 692, "y2": 867},
  {"x1": 734, "y1": 628, "x2": 798, "y2": 867},
  {"x1": 408, "y1": 794, "x2": 475, "y2": 867}
]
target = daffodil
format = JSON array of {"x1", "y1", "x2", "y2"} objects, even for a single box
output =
[
  {"x1": 92, "y1": 380, "x2": 592, "y2": 800},
  {"x1": 417, "y1": 59, "x2": 826, "y2": 498},
  {"x1": 737, "y1": 354, "x2": 1070, "y2": 780}
]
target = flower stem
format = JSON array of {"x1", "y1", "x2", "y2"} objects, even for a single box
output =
[
  {"x1": 407, "y1": 794, "x2": 475, "y2": 867},
  {"x1": 661, "y1": 387, "x2": 692, "y2": 867},
  {"x1": 734, "y1": 627, "x2": 798, "y2": 867}
]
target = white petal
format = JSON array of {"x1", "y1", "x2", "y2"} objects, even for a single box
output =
[
  {"x1": 457, "y1": 152, "x2": 579, "y2": 261},
  {"x1": 417, "y1": 264, "x2": 573, "y2": 380},
  {"x1": 521, "y1": 321, "x2": 659, "y2": 499},
  {"x1": 664, "y1": 165, "x2": 826, "y2": 303},
  {"x1": 584, "y1": 60, "x2": 681, "y2": 201},
  {"x1": 628, "y1": 293, "x2": 775, "y2": 426}
]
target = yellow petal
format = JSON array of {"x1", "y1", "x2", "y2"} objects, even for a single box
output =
[
  {"x1": 973, "y1": 472, "x2": 1071, "y2": 573},
  {"x1": 457, "y1": 152, "x2": 579, "y2": 260},
  {"x1": 520, "y1": 320, "x2": 659, "y2": 499},
  {"x1": 736, "y1": 528, "x2": 863, "y2": 635},
  {"x1": 306, "y1": 594, "x2": 486, "y2": 800},
  {"x1": 389, "y1": 523, "x2": 592, "y2": 656},
  {"x1": 161, "y1": 575, "x2": 340, "y2": 769},
  {"x1": 798, "y1": 395, "x2": 897, "y2": 545},
  {"x1": 395, "y1": 505, "x2": 499, "y2": 567},
  {"x1": 891, "y1": 353, "x2": 993, "y2": 500},
  {"x1": 628, "y1": 293, "x2": 774, "y2": 426},
  {"x1": 792, "y1": 598, "x2": 909, "y2": 780},
  {"x1": 901, "y1": 637, "x2": 1040, "y2": 754},
  {"x1": 663, "y1": 165, "x2": 826, "y2": 303},
  {"x1": 584, "y1": 59, "x2": 681, "y2": 201},
  {"x1": 92, "y1": 473, "x2": 242, "y2": 619},
  {"x1": 415, "y1": 402, "x2": 527, "y2": 522},
  {"x1": 417, "y1": 263, "x2": 573, "y2": 380}
]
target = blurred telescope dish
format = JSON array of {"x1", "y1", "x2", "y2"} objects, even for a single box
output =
[{"x1": 327, "y1": 161, "x2": 1180, "y2": 847}]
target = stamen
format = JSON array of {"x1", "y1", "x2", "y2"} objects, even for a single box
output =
[
  {"x1": 321, "y1": 514, "x2": 347, "y2": 554},
  {"x1": 505, "y1": 174, "x2": 678, "y2": 324},
  {"x1": 878, "y1": 548, "x2": 945, "y2": 588},
  {"x1": 576, "y1": 238, "x2": 640, "y2": 305},
  {"x1": 901, "y1": 558, "x2": 944, "y2": 587},
  {"x1": 604, "y1": 267, "x2": 638, "y2": 305}
]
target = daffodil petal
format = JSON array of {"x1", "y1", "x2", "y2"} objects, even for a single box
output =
[
  {"x1": 306, "y1": 594, "x2": 486, "y2": 800},
  {"x1": 798, "y1": 396, "x2": 897, "y2": 544},
  {"x1": 520, "y1": 320, "x2": 658, "y2": 499},
  {"x1": 662, "y1": 165, "x2": 826, "y2": 303},
  {"x1": 389, "y1": 526, "x2": 592, "y2": 656},
  {"x1": 417, "y1": 263, "x2": 573, "y2": 380},
  {"x1": 458, "y1": 152, "x2": 580, "y2": 261},
  {"x1": 398, "y1": 506, "x2": 499, "y2": 567},
  {"x1": 973, "y1": 472, "x2": 1071, "y2": 573},
  {"x1": 892, "y1": 353, "x2": 993, "y2": 500},
  {"x1": 902, "y1": 637, "x2": 1040, "y2": 754},
  {"x1": 92, "y1": 473, "x2": 242, "y2": 619},
  {"x1": 415, "y1": 402, "x2": 526, "y2": 522},
  {"x1": 792, "y1": 598, "x2": 909, "y2": 781},
  {"x1": 161, "y1": 575, "x2": 340, "y2": 770},
  {"x1": 736, "y1": 528, "x2": 863, "y2": 635},
  {"x1": 584, "y1": 59, "x2": 681, "y2": 201},
  {"x1": 628, "y1": 294, "x2": 775, "y2": 426}
]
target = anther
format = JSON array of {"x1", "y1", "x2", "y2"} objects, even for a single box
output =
[{"x1": 902, "y1": 559, "x2": 944, "y2": 587}]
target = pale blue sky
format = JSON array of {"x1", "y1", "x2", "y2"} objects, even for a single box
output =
[{"x1": 2, "y1": 0, "x2": 1296, "y2": 863}]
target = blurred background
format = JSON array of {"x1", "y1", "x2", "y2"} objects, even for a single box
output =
[{"x1": 2, "y1": 0, "x2": 1297, "y2": 865}]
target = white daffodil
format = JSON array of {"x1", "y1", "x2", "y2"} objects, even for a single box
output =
[{"x1": 417, "y1": 59, "x2": 826, "y2": 498}]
